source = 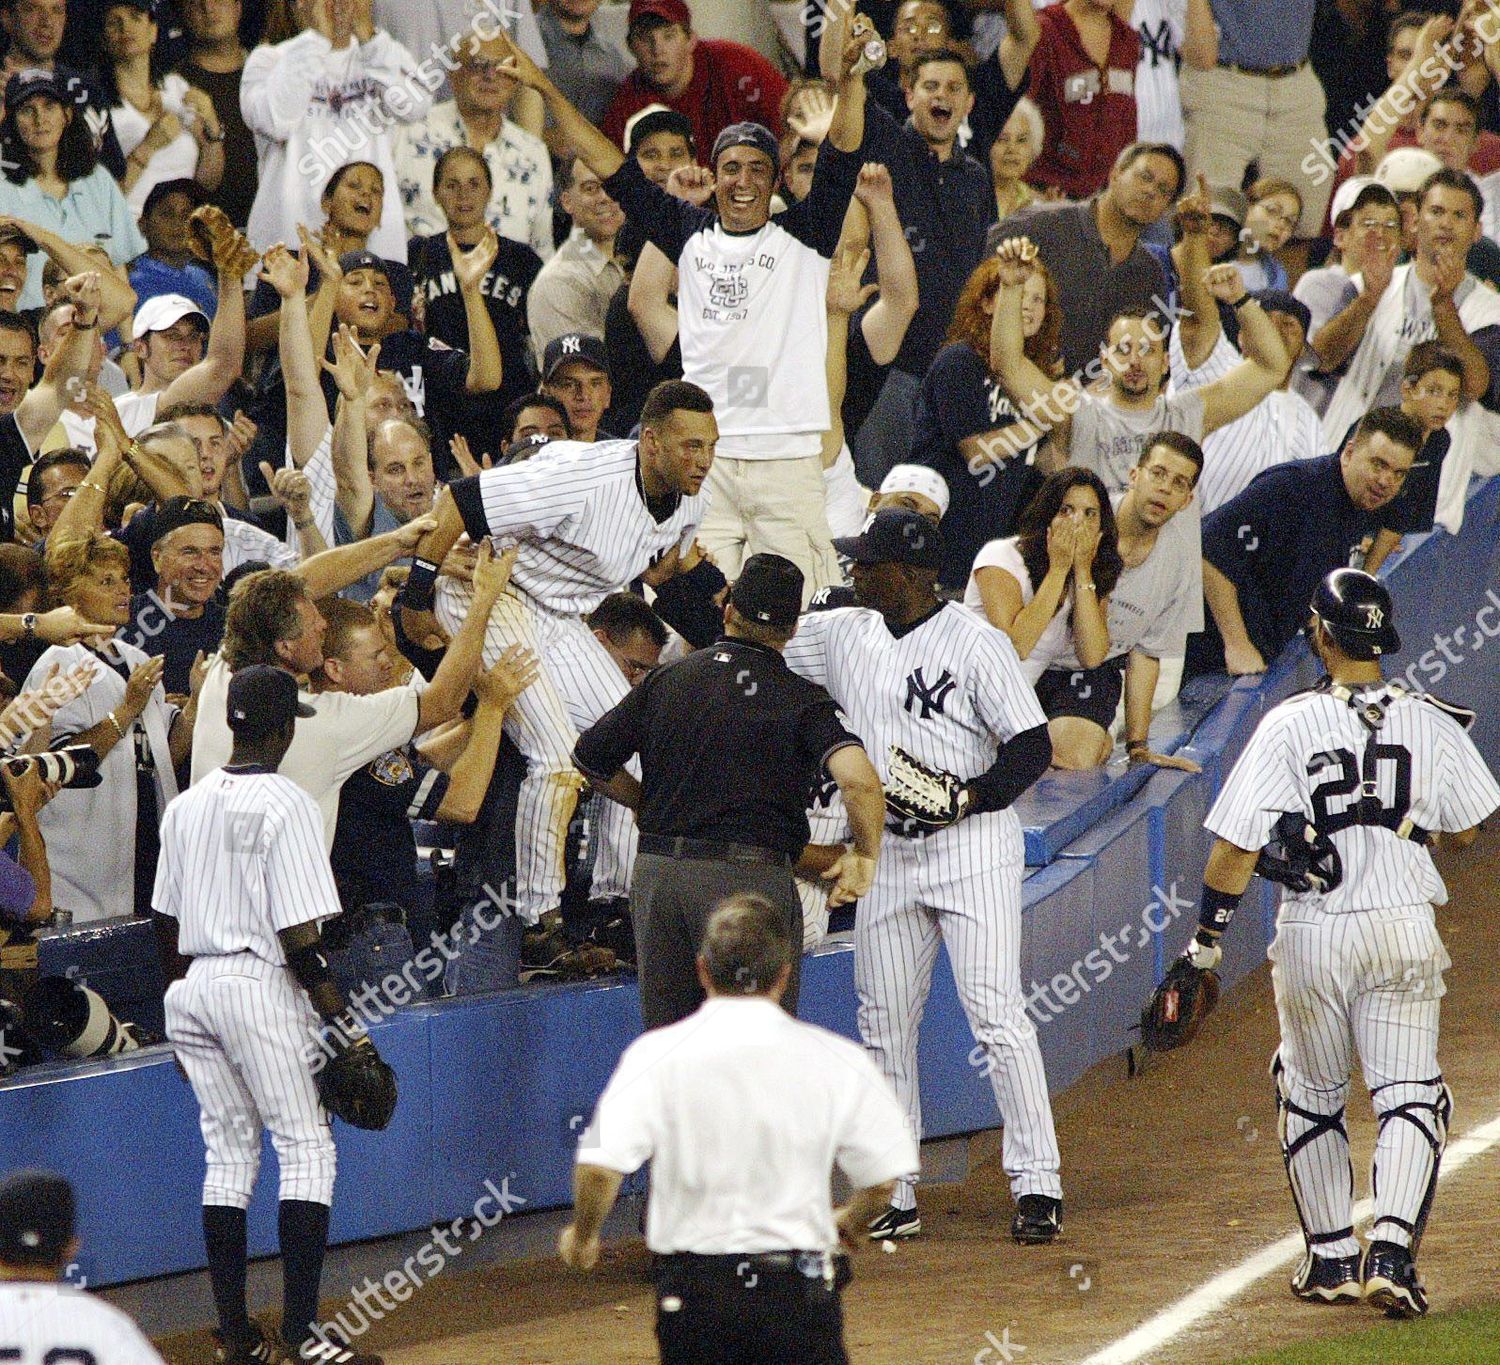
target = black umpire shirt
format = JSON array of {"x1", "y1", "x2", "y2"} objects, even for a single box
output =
[{"x1": 573, "y1": 636, "x2": 861, "y2": 861}]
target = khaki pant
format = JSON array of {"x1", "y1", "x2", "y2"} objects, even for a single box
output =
[
  {"x1": 1181, "y1": 63, "x2": 1332, "y2": 238},
  {"x1": 697, "y1": 453, "x2": 842, "y2": 600}
]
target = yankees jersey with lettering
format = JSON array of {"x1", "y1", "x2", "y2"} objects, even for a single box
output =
[
  {"x1": 783, "y1": 603, "x2": 1047, "y2": 794},
  {"x1": 451, "y1": 438, "x2": 705, "y2": 615},
  {"x1": 1132, "y1": 0, "x2": 1187, "y2": 145},
  {"x1": 0, "y1": 1281, "x2": 164, "y2": 1363},
  {"x1": 1206, "y1": 683, "x2": 1500, "y2": 915},
  {"x1": 153, "y1": 768, "x2": 343, "y2": 964}
]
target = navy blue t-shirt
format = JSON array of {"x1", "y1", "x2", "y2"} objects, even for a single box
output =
[{"x1": 129, "y1": 594, "x2": 225, "y2": 695}]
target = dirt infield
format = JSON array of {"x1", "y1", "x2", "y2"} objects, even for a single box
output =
[{"x1": 153, "y1": 832, "x2": 1500, "y2": 1364}]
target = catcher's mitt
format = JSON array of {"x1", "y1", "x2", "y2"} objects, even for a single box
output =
[
  {"x1": 885, "y1": 744, "x2": 971, "y2": 836},
  {"x1": 1256, "y1": 811, "x2": 1343, "y2": 894},
  {"x1": 317, "y1": 1035, "x2": 397, "y2": 1130},
  {"x1": 1140, "y1": 956, "x2": 1220, "y2": 1053},
  {"x1": 188, "y1": 203, "x2": 260, "y2": 278}
]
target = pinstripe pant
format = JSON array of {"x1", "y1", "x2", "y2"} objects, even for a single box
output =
[
  {"x1": 166, "y1": 954, "x2": 336, "y2": 1209},
  {"x1": 857, "y1": 815, "x2": 1061, "y2": 1209},
  {"x1": 1270, "y1": 907, "x2": 1450, "y2": 1256},
  {"x1": 437, "y1": 582, "x2": 633, "y2": 921}
]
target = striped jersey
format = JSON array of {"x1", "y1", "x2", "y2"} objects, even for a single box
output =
[
  {"x1": 1205, "y1": 681, "x2": 1500, "y2": 914},
  {"x1": 452, "y1": 438, "x2": 705, "y2": 614},
  {"x1": 0, "y1": 1281, "x2": 164, "y2": 1363},
  {"x1": 153, "y1": 768, "x2": 343, "y2": 963},
  {"x1": 1169, "y1": 328, "x2": 1324, "y2": 512},
  {"x1": 783, "y1": 603, "x2": 1047, "y2": 792}
]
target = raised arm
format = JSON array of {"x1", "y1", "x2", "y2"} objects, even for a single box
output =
[
  {"x1": 1170, "y1": 174, "x2": 1221, "y2": 372},
  {"x1": 322, "y1": 325, "x2": 379, "y2": 538},
  {"x1": 15, "y1": 272, "x2": 100, "y2": 450},
  {"x1": 491, "y1": 29, "x2": 623, "y2": 181},
  {"x1": 822, "y1": 3, "x2": 870, "y2": 154},
  {"x1": 156, "y1": 218, "x2": 249, "y2": 408},
  {"x1": 0, "y1": 216, "x2": 136, "y2": 330},
  {"x1": 263, "y1": 242, "x2": 332, "y2": 475},
  {"x1": 294, "y1": 513, "x2": 436, "y2": 600},
  {"x1": 1183, "y1": 0, "x2": 1220, "y2": 68},
  {"x1": 823, "y1": 241, "x2": 877, "y2": 467},
  {"x1": 991, "y1": 237, "x2": 1078, "y2": 449},
  {"x1": 1195, "y1": 269, "x2": 1287, "y2": 437},
  {"x1": 627, "y1": 242, "x2": 680, "y2": 366},
  {"x1": 997, "y1": 0, "x2": 1042, "y2": 89},
  {"x1": 431, "y1": 645, "x2": 538, "y2": 823},
  {"x1": 1353, "y1": 15, "x2": 1456, "y2": 172},
  {"x1": 415, "y1": 544, "x2": 514, "y2": 733},
  {"x1": 451, "y1": 229, "x2": 503, "y2": 393},
  {"x1": 852, "y1": 164, "x2": 918, "y2": 366}
]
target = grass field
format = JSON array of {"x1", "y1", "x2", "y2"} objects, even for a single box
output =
[{"x1": 1229, "y1": 1304, "x2": 1500, "y2": 1363}]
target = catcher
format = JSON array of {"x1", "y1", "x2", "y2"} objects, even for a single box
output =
[{"x1": 153, "y1": 664, "x2": 394, "y2": 1365}]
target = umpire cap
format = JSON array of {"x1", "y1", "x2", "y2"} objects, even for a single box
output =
[{"x1": 1309, "y1": 569, "x2": 1400, "y2": 659}]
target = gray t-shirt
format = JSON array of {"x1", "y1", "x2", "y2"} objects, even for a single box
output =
[{"x1": 1068, "y1": 388, "x2": 1206, "y2": 495}]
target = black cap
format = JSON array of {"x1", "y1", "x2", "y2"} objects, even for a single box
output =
[
  {"x1": 832, "y1": 507, "x2": 943, "y2": 569},
  {"x1": 5, "y1": 69, "x2": 66, "y2": 110},
  {"x1": 627, "y1": 106, "x2": 695, "y2": 156},
  {"x1": 503, "y1": 432, "x2": 553, "y2": 464},
  {"x1": 0, "y1": 219, "x2": 35, "y2": 253},
  {"x1": 711, "y1": 121, "x2": 779, "y2": 174},
  {"x1": 0, "y1": 1170, "x2": 74, "y2": 1267},
  {"x1": 338, "y1": 250, "x2": 391, "y2": 282},
  {"x1": 142, "y1": 176, "x2": 209, "y2": 218},
  {"x1": 227, "y1": 664, "x2": 315, "y2": 738},
  {"x1": 730, "y1": 553, "x2": 803, "y2": 630},
  {"x1": 152, "y1": 495, "x2": 224, "y2": 546},
  {"x1": 542, "y1": 332, "x2": 609, "y2": 383}
]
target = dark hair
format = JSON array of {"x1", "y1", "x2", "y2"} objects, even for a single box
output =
[
  {"x1": 1139, "y1": 431, "x2": 1205, "y2": 487},
  {"x1": 902, "y1": 43, "x2": 973, "y2": 91},
  {"x1": 1113, "y1": 141, "x2": 1187, "y2": 202},
  {"x1": 321, "y1": 160, "x2": 383, "y2": 203},
  {"x1": 503, "y1": 391, "x2": 571, "y2": 440},
  {"x1": 25, "y1": 448, "x2": 90, "y2": 507},
  {"x1": 1402, "y1": 340, "x2": 1465, "y2": 386},
  {"x1": 1, "y1": 94, "x2": 97, "y2": 186},
  {"x1": 159, "y1": 400, "x2": 226, "y2": 429},
  {"x1": 556, "y1": 153, "x2": 595, "y2": 205},
  {"x1": 699, "y1": 892, "x2": 791, "y2": 994},
  {"x1": 640, "y1": 379, "x2": 714, "y2": 430},
  {"x1": 0, "y1": 542, "x2": 43, "y2": 609},
  {"x1": 1350, "y1": 405, "x2": 1425, "y2": 455},
  {"x1": 1422, "y1": 87, "x2": 1481, "y2": 127},
  {"x1": 222, "y1": 569, "x2": 310, "y2": 670},
  {"x1": 589, "y1": 590, "x2": 668, "y2": 648},
  {"x1": 1014, "y1": 468, "x2": 1124, "y2": 600},
  {"x1": 433, "y1": 144, "x2": 492, "y2": 196},
  {"x1": 0, "y1": 310, "x2": 36, "y2": 355},
  {"x1": 98, "y1": 1, "x2": 169, "y2": 104},
  {"x1": 1387, "y1": 9, "x2": 1430, "y2": 53},
  {"x1": 1419, "y1": 166, "x2": 1484, "y2": 220}
]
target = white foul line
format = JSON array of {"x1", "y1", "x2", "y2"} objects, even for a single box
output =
[{"x1": 1080, "y1": 1114, "x2": 1500, "y2": 1365}]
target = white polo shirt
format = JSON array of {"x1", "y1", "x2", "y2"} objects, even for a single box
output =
[{"x1": 580, "y1": 996, "x2": 916, "y2": 1254}]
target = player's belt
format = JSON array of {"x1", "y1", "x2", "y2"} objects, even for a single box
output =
[
  {"x1": 639, "y1": 834, "x2": 789, "y2": 866},
  {"x1": 656, "y1": 1250, "x2": 849, "y2": 1285},
  {"x1": 1216, "y1": 59, "x2": 1305, "y2": 78}
]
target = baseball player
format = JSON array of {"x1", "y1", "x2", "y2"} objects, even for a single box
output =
[
  {"x1": 1180, "y1": 569, "x2": 1500, "y2": 1316},
  {"x1": 0, "y1": 1170, "x2": 164, "y2": 1363},
  {"x1": 782, "y1": 509, "x2": 1061, "y2": 1243},
  {"x1": 397, "y1": 380, "x2": 716, "y2": 934},
  {"x1": 154, "y1": 665, "x2": 392, "y2": 1365}
]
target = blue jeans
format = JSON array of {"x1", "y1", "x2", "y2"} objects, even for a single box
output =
[
  {"x1": 327, "y1": 906, "x2": 419, "y2": 1001},
  {"x1": 443, "y1": 900, "x2": 525, "y2": 996}
]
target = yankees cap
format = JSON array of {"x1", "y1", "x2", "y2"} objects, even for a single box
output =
[
  {"x1": 4, "y1": 69, "x2": 67, "y2": 111},
  {"x1": 227, "y1": 664, "x2": 315, "y2": 738},
  {"x1": 0, "y1": 1170, "x2": 74, "y2": 1266},
  {"x1": 833, "y1": 507, "x2": 944, "y2": 570},
  {"x1": 543, "y1": 332, "x2": 609, "y2": 382},
  {"x1": 731, "y1": 553, "x2": 803, "y2": 631}
]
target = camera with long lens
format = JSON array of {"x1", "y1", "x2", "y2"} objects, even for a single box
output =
[{"x1": 0, "y1": 746, "x2": 104, "y2": 811}]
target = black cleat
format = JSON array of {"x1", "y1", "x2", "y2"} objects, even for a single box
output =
[
  {"x1": 1291, "y1": 1251, "x2": 1363, "y2": 1303},
  {"x1": 285, "y1": 1326, "x2": 384, "y2": 1364},
  {"x1": 867, "y1": 1204, "x2": 921, "y2": 1240},
  {"x1": 214, "y1": 1324, "x2": 290, "y2": 1364},
  {"x1": 1363, "y1": 1240, "x2": 1428, "y2": 1318},
  {"x1": 1010, "y1": 1194, "x2": 1062, "y2": 1245}
]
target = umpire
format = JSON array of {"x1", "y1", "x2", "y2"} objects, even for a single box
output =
[
  {"x1": 573, "y1": 554, "x2": 884, "y2": 1028},
  {"x1": 560, "y1": 892, "x2": 917, "y2": 1364}
]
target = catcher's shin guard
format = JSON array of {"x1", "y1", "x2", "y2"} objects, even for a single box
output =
[
  {"x1": 1370, "y1": 1076, "x2": 1452, "y2": 1255},
  {"x1": 1272, "y1": 1051, "x2": 1356, "y2": 1258}
]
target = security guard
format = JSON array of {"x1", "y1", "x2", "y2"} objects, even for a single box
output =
[
  {"x1": 573, "y1": 554, "x2": 884, "y2": 1028},
  {"x1": 560, "y1": 893, "x2": 917, "y2": 1365}
]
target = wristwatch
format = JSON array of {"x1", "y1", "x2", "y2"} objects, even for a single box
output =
[{"x1": 20, "y1": 612, "x2": 36, "y2": 640}]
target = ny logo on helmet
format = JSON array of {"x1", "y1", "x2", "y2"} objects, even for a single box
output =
[{"x1": 1364, "y1": 605, "x2": 1384, "y2": 629}]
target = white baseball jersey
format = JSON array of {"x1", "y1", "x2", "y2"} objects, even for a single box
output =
[
  {"x1": 460, "y1": 439, "x2": 705, "y2": 614},
  {"x1": 1207, "y1": 682, "x2": 1500, "y2": 914},
  {"x1": 0, "y1": 1281, "x2": 165, "y2": 1363},
  {"x1": 153, "y1": 768, "x2": 343, "y2": 963},
  {"x1": 1133, "y1": 0, "x2": 1188, "y2": 149},
  {"x1": 782, "y1": 604, "x2": 1047, "y2": 796},
  {"x1": 1169, "y1": 328, "x2": 1324, "y2": 512}
]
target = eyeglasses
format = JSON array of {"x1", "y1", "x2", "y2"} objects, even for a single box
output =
[
  {"x1": 1354, "y1": 218, "x2": 1401, "y2": 234},
  {"x1": 898, "y1": 20, "x2": 946, "y2": 36}
]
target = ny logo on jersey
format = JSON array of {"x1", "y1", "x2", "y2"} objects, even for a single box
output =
[
  {"x1": 903, "y1": 666, "x2": 957, "y2": 719},
  {"x1": 1364, "y1": 604, "x2": 1385, "y2": 629}
]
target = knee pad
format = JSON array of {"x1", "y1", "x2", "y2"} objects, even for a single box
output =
[
  {"x1": 1370, "y1": 1076, "x2": 1452, "y2": 1253},
  {"x1": 1271, "y1": 1050, "x2": 1353, "y2": 1251}
]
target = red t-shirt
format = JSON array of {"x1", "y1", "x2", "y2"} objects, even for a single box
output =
[
  {"x1": 1322, "y1": 126, "x2": 1500, "y2": 235},
  {"x1": 601, "y1": 38, "x2": 788, "y2": 156},
  {"x1": 1026, "y1": 4, "x2": 1140, "y2": 200}
]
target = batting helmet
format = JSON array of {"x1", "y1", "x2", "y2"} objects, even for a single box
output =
[
  {"x1": 1255, "y1": 811, "x2": 1344, "y2": 894},
  {"x1": 1309, "y1": 569, "x2": 1400, "y2": 659}
]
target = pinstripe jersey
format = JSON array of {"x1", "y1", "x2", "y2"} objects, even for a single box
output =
[
  {"x1": 782, "y1": 604, "x2": 1047, "y2": 792},
  {"x1": 1169, "y1": 328, "x2": 1324, "y2": 512},
  {"x1": 1206, "y1": 682, "x2": 1500, "y2": 914},
  {"x1": 0, "y1": 1281, "x2": 164, "y2": 1362},
  {"x1": 153, "y1": 768, "x2": 343, "y2": 964},
  {"x1": 456, "y1": 439, "x2": 706, "y2": 614}
]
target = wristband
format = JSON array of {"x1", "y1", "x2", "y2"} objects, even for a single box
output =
[
  {"x1": 1198, "y1": 884, "x2": 1241, "y2": 937},
  {"x1": 400, "y1": 557, "x2": 439, "y2": 611},
  {"x1": 1231, "y1": 295, "x2": 1254, "y2": 309},
  {"x1": 1125, "y1": 738, "x2": 1148, "y2": 754}
]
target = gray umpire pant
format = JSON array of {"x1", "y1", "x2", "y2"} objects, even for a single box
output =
[{"x1": 632, "y1": 840, "x2": 803, "y2": 1031}]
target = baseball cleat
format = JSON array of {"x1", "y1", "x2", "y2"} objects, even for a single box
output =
[
  {"x1": 214, "y1": 1324, "x2": 290, "y2": 1364},
  {"x1": 1010, "y1": 1195, "x2": 1062, "y2": 1245},
  {"x1": 1362, "y1": 1241, "x2": 1429, "y2": 1318},
  {"x1": 1291, "y1": 1251, "x2": 1362, "y2": 1303},
  {"x1": 867, "y1": 1204, "x2": 921, "y2": 1240},
  {"x1": 285, "y1": 1329, "x2": 384, "y2": 1364}
]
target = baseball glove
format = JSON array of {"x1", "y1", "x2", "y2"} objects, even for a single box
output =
[
  {"x1": 187, "y1": 203, "x2": 260, "y2": 278},
  {"x1": 317, "y1": 1035, "x2": 397, "y2": 1130},
  {"x1": 885, "y1": 744, "x2": 971, "y2": 836},
  {"x1": 1140, "y1": 956, "x2": 1220, "y2": 1053},
  {"x1": 1256, "y1": 811, "x2": 1343, "y2": 893}
]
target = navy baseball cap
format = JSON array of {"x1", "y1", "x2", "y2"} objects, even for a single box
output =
[
  {"x1": 731, "y1": 553, "x2": 803, "y2": 630},
  {"x1": 4, "y1": 69, "x2": 67, "y2": 111},
  {"x1": 711, "y1": 121, "x2": 779, "y2": 175},
  {"x1": 142, "y1": 176, "x2": 208, "y2": 218},
  {"x1": 338, "y1": 250, "x2": 391, "y2": 282},
  {"x1": 0, "y1": 1170, "x2": 74, "y2": 1267},
  {"x1": 152, "y1": 495, "x2": 224, "y2": 546},
  {"x1": 227, "y1": 664, "x2": 315, "y2": 738},
  {"x1": 543, "y1": 332, "x2": 609, "y2": 382},
  {"x1": 833, "y1": 507, "x2": 944, "y2": 570}
]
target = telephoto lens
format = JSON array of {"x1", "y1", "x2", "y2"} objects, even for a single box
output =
[{"x1": 0, "y1": 746, "x2": 104, "y2": 809}]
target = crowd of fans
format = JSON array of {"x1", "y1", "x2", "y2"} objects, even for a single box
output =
[{"x1": 0, "y1": 0, "x2": 1496, "y2": 1011}]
